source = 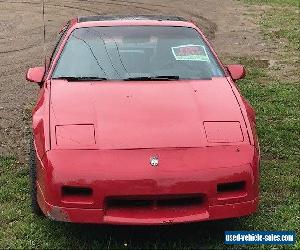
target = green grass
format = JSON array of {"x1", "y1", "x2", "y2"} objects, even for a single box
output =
[
  {"x1": 1, "y1": 0, "x2": 299, "y2": 249},
  {"x1": 246, "y1": 0, "x2": 299, "y2": 54},
  {"x1": 244, "y1": 0, "x2": 300, "y2": 7}
]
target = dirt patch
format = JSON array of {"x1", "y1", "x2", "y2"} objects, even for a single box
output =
[{"x1": 0, "y1": 0, "x2": 283, "y2": 162}]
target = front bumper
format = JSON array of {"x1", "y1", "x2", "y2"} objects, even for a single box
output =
[
  {"x1": 38, "y1": 186, "x2": 258, "y2": 224},
  {"x1": 37, "y1": 145, "x2": 259, "y2": 224}
]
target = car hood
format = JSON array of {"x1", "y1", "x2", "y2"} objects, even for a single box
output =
[{"x1": 50, "y1": 78, "x2": 249, "y2": 149}]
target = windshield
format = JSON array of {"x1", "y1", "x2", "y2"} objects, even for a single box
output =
[{"x1": 52, "y1": 26, "x2": 224, "y2": 80}]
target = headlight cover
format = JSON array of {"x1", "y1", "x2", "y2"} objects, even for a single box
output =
[
  {"x1": 55, "y1": 124, "x2": 96, "y2": 147},
  {"x1": 204, "y1": 121, "x2": 244, "y2": 143}
]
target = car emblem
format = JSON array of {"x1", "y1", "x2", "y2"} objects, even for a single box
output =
[{"x1": 150, "y1": 156, "x2": 159, "y2": 167}]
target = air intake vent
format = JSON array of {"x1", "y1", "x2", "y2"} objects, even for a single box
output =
[
  {"x1": 62, "y1": 186, "x2": 93, "y2": 197},
  {"x1": 217, "y1": 181, "x2": 246, "y2": 193}
]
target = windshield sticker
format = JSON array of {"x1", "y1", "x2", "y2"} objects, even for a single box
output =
[{"x1": 171, "y1": 44, "x2": 209, "y2": 61}]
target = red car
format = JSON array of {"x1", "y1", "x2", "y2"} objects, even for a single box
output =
[{"x1": 26, "y1": 15, "x2": 260, "y2": 225}]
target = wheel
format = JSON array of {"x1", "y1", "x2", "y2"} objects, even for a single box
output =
[{"x1": 29, "y1": 134, "x2": 43, "y2": 216}]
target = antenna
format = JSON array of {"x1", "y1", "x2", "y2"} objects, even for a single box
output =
[{"x1": 42, "y1": 0, "x2": 46, "y2": 68}]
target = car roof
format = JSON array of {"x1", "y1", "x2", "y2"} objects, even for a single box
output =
[
  {"x1": 77, "y1": 15, "x2": 187, "y2": 23},
  {"x1": 71, "y1": 15, "x2": 195, "y2": 30}
]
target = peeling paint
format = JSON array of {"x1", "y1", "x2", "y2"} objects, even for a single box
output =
[{"x1": 47, "y1": 206, "x2": 70, "y2": 222}]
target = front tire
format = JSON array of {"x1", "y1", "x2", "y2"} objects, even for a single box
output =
[{"x1": 29, "y1": 135, "x2": 43, "y2": 216}]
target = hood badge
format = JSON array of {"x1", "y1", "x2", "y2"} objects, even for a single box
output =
[{"x1": 150, "y1": 156, "x2": 159, "y2": 167}]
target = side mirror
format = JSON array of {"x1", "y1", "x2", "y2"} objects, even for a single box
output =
[
  {"x1": 26, "y1": 66, "x2": 45, "y2": 83},
  {"x1": 227, "y1": 64, "x2": 246, "y2": 81}
]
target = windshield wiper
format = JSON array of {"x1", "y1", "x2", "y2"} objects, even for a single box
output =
[
  {"x1": 123, "y1": 75, "x2": 180, "y2": 81},
  {"x1": 53, "y1": 76, "x2": 108, "y2": 81}
]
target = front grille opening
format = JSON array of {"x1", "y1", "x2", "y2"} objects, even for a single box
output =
[
  {"x1": 217, "y1": 181, "x2": 246, "y2": 193},
  {"x1": 107, "y1": 199, "x2": 153, "y2": 208},
  {"x1": 62, "y1": 186, "x2": 93, "y2": 197},
  {"x1": 157, "y1": 196, "x2": 203, "y2": 207},
  {"x1": 106, "y1": 195, "x2": 204, "y2": 209}
]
